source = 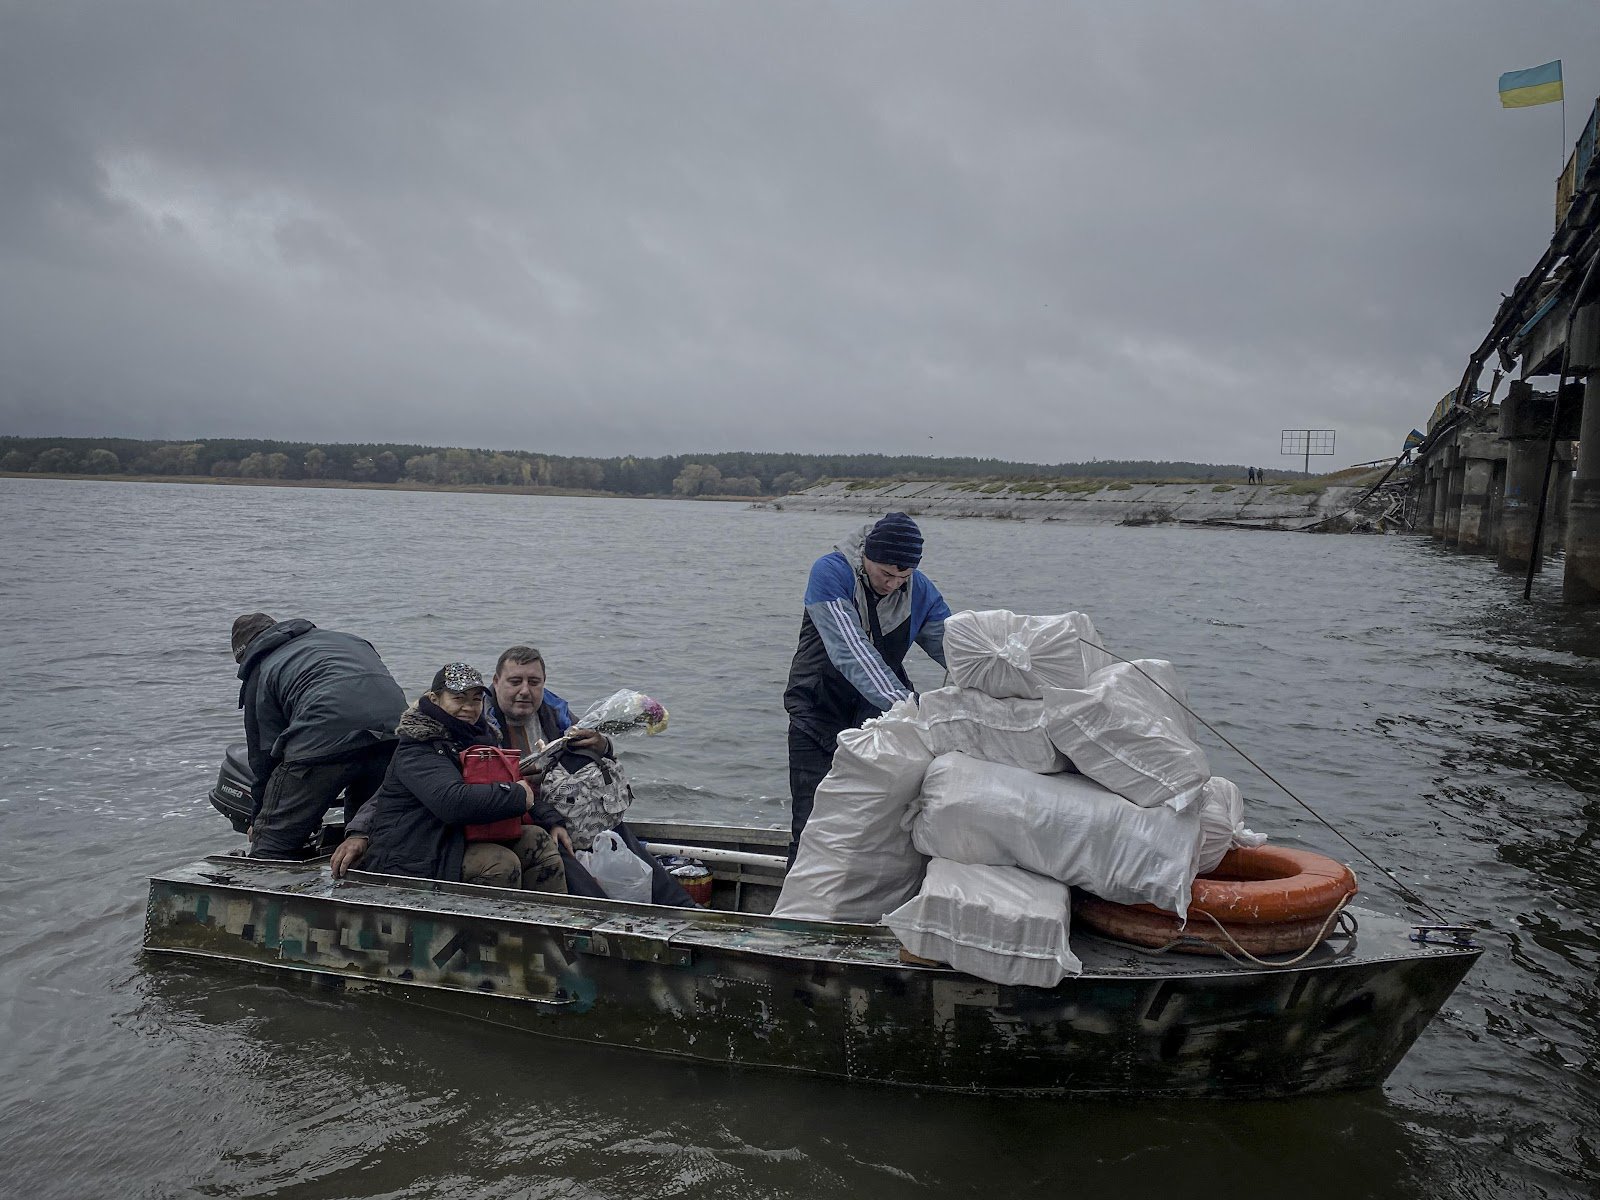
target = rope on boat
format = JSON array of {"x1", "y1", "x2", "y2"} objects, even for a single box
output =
[
  {"x1": 1110, "y1": 901, "x2": 1358, "y2": 969},
  {"x1": 1079, "y1": 640, "x2": 1456, "y2": 927},
  {"x1": 1196, "y1": 896, "x2": 1357, "y2": 968}
]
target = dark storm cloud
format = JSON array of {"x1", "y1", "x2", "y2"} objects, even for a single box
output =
[{"x1": 2, "y1": 2, "x2": 1596, "y2": 465}]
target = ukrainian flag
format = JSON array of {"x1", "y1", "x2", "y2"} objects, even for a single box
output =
[
  {"x1": 1499, "y1": 60, "x2": 1563, "y2": 109},
  {"x1": 1404, "y1": 429, "x2": 1426, "y2": 452}
]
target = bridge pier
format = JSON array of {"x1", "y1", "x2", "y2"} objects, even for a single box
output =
[
  {"x1": 1415, "y1": 464, "x2": 1436, "y2": 533},
  {"x1": 1499, "y1": 441, "x2": 1546, "y2": 571},
  {"x1": 1444, "y1": 452, "x2": 1465, "y2": 544},
  {"x1": 1486, "y1": 460, "x2": 1506, "y2": 555},
  {"x1": 1546, "y1": 443, "x2": 1574, "y2": 554},
  {"x1": 1498, "y1": 387, "x2": 1556, "y2": 572},
  {"x1": 1408, "y1": 393, "x2": 1555, "y2": 564},
  {"x1": 1457, "y1": 456, "x2": 1495, "y2": 552},
  {"x1": 1420, "y1": 464, "x2": 1446, "y2": 531},
  {"x1": 1564, "y1": 375, "x2": 1600, "y2": 602},
  {"x1": 1432, "y1": 459, "x2": 1450, "y2": 539}
]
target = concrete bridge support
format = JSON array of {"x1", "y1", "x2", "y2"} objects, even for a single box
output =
[
  {"x1": 1499, "y1": 441, "x2": 1547, "y2": 571},
  {"x1": 1431, "y1": 465, "x2": 1449, "y2": 539},
  {"x1": 1484, "y1": 464, "x2": 1497, "y2": 556},
  {"x1": 1414, "y1": 465, "x2": 1436, "y2": 533},
  {"x1": 1498, "y1": 386, "x2": 1556, "y2": 572},
  {"x1": 1444, "y1": 453, "x2": 1465, "y2": 544},
  {"x1": 1457, "y1": 457, "x2": 1496, "y2": 552},
  {"x1": 1545, "y1": 445, "x2": 1574, "y2": 554},
  {"x1": 1564, "y1": 375, "x2": 1600, "y2": 603},
  {"x1": 1486, "y1": 460, "x2": 1506, "y2": 555},
  {"x1": 1453, "y1": 433, "x2": 1504, "y2": 554}
]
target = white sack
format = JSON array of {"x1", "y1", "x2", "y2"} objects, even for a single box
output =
[
  {"x1": 1119, "y1": 658, "x2": 1200, "y2": 742},
  {"x1": 912, "y1": 751, "x2": 1204, "y2": 917},
  {"x1": 884, "y1": 859, "x2": 1082, "y2": 989},
  {"x1": 1195, "y1": 776, "x2": 1268, "y2": 874},
  {"x1": 943, "y1": 610, "x2": 1114, "y2": 700},
  {"x1": 1042, "y1": 664, "x2": 1212, "y2": 811},
  {"x1": 910, "y1": 686, "x2": 1067, "y2": 775},
  {"x1": 773, "y1": 706, "x2": 933, "y2": 923}
]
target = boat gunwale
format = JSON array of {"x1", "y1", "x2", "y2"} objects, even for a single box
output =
[{"x1": 146, "y1": 850, "x2": 1482, "y2": 983}]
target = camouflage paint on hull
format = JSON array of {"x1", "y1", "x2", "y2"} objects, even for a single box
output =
[{"x1": 143, "y1": 854, "x2": 1478, "y2": 1099}]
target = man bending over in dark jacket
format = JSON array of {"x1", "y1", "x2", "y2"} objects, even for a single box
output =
[{"x1": 231, "y1": 613, "x2": 407, "y2": 858}]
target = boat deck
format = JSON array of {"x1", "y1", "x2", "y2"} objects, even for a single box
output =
[{"x1": 149, "y1": 852, "x2": 1471, "y2": 981}]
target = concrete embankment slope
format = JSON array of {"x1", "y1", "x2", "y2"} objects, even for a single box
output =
[{"x1": 769, "y1": 479, "x2": 1367, "y2": 527}]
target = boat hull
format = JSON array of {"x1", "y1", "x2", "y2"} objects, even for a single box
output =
[{"x1": 143, "y1": 842, "x2": 1478, "y2": 1099}]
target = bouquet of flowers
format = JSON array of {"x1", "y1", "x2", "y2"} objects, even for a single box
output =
[
  {"x1": 574, "y1": 689, "x2": 670, "y2": 737},
  {"x1": 519, "y1": 689, "x2": 670, "y2": 779}
]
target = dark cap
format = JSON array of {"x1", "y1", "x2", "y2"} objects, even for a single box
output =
[
  {"x1": 430, "y1": 662, "x2": 487, "y2": 694},
  {"x1": 231, "y1": 612, "x2": 276, "y2": 662},
  {"x1": 863, "y1": 512, "x2": 923, "y2": 568}
]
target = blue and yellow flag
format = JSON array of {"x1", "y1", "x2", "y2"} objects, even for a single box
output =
[
  {"x1": 1403, "y1": 429, "x2": 1426, "y2": 452},
  {"x1": 1499, "y1": 60, "x2": 1563, "y2": 109}
]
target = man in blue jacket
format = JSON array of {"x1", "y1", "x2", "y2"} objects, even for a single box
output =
[
  {"x1": 782, "y1": 512, "x2": 950, "y2": 860},
  {"x1": 231, "y1": 613, "x2": 407, "y2": 858}
]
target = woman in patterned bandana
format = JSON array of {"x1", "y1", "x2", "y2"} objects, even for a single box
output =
[{"x1": 333, "y1": 663, "x2": 567, "y2": 892}]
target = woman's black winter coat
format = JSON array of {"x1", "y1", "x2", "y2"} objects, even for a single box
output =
[{"x1": 355, "y1": 702, "x2": 532, "y2": 882}]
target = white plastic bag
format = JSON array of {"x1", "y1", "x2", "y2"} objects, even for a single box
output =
[
  {"x1": 911, "y1": 751, "x2": 1204, "y2": 917},
  {"x1": 1117, "y1": 658, "x2": 1200, "y2": 742},
  {"x1": 910, "y1": 686, "x2": 1067, "y2": 774},
  {"x1": 774, "y1": 703, "x2": 933, "y2": 923},
  {"x1": 943, "y1": 610, "x2": 1113, "y2": 699},
  {"x1": 1195, "y1": 776, "x2": 1268, "y2": 873},
  {"x1": 884, "y1": 859, "x2": 1082, "y2": 988},
  {"x1": 1042, "y1": 663, "x2": 1211, "y2": 811},
  {"x1": 576, "y1": 829, "x2": 653, "y2": 904}
]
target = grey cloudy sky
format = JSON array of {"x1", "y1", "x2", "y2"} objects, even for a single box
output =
[{"x1": 2, "y1": 2, "x2": 1596, "y2": 466}]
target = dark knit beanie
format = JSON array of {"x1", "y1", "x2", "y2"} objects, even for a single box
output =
[
  {"x1": 231, "y1": 612, "x2": 276, "y2": 662},
  {"x1": 863, "y1": 512, "x2": 923, "y2": 568}
]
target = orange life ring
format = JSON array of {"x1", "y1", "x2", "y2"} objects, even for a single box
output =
[{"x1": 1075, "y1": 845, "x2": 1358, "y2": 957}]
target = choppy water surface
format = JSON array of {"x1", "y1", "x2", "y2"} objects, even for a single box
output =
[{"x1": 1, "y1": 477, "x2": 1597, "y2": 1200}]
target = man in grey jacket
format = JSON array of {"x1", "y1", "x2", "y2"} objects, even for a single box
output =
[{"x1": 231, "y1": 613, "x2": 407, "y2": 858}]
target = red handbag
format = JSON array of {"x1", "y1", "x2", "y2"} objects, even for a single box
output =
[{"x1": 461, "y1": 746, "x2": 532, "y2": 842}]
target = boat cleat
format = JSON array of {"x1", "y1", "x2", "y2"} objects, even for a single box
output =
[{"x1": 1409, "y1": 924, "x2": 1478, "y2": 948}]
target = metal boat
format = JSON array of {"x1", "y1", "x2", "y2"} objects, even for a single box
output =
[{"x1": 144, "y1": 747, "x2": 1480, "y2": 1098}]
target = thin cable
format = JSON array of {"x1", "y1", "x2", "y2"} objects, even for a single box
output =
[{"x1": 1079, "y1": 640, "x2": 1454, "y2": 925}]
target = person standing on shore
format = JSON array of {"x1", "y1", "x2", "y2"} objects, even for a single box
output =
[
  {"x1": 782, "y1": 512, "x2": 950, "y2": 861},
  {"x1": 231, "y1": 613, "x2": 406, "y2": 858}
]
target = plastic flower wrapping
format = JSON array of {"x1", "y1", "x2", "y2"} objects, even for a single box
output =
[{"x1": 575, "y1": 689, "x2": 670, "y2": 736}]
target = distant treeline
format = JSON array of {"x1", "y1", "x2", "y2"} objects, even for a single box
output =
[{"x1": 0, "y1": 435, "x2": 1282, "y2": 495}]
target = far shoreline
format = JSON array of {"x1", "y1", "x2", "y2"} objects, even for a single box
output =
[{"x1": 0, "y1": 471, "x2": 758, "y2": 503}]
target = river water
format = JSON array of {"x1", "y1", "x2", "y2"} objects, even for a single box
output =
[{"x1": 1, "y1": 477, "x2": 1597, "y2": 1199}]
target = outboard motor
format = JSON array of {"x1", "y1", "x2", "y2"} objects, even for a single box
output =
[
  {"x1": 209, "y1": 743, "x2": 255, "y2": 833},
  {"x1": 207, "y1": 742, "x2": 345, "y2": 853}
]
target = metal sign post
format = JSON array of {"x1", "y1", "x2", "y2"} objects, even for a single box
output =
[{"x1": 1281, "y1": 429, "x2": 1336, "y2": 476}]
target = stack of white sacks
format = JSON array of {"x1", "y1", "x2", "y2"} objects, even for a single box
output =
[{"x1": 772, "y1": 610, "x2": 1265, "y2": 988}]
